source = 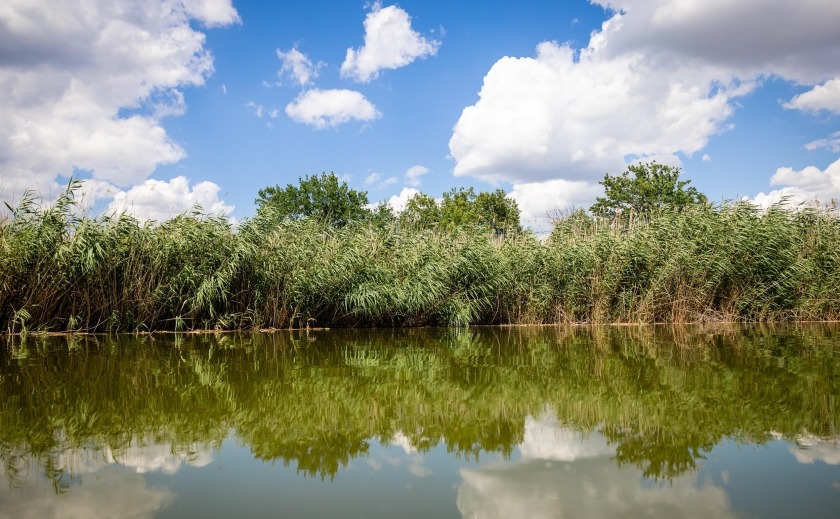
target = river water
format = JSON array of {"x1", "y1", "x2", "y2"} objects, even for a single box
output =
[{"x1": 0, "y1": 325, "x2": 838, "y2": 518}]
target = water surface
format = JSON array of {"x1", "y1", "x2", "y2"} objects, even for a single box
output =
[{"x1": 1, "y1": 325, "x2": 838, "y2": 518}]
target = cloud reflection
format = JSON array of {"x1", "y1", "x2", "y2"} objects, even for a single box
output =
[
  {"x1": 57, "y1": 439, "x2": 214, "y2": 476},
  {"x1": 0, "y1": 438, "x2": 216, "y2": 519},
  {"x1": 789, "y1": 435, "x2": 840, "y2": 466},
  {"x1": 457, "y1": 414, "x2": 738, "y2": 519},
  {"x1": 0, "y1": 462, "x2": 174, "y2": 519}
]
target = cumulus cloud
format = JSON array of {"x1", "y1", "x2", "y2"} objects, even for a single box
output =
[
  {"x1": 276, "y1": 46, "x2": 320, "y2": 87},
  {"x1": 450, "y1": 0, "x2": 840, "y2": 208},
  {"x1": 285, "y1": 89, "x2": 381, "y2": 129},
  {"x1": 450, "y1": 40, "x2": 735, "y2": 185},
  {"x1": 0, "y1": 0, "x2": 239, "y2": 198},
  {"x1": 404, "y1": 165, "x2": 429, "y2": 187},
  {"x1": 589, "y1": 0, "x2": 840, "y2": 83},
  {"x1": 106, "y1": 176, "x2": 235, "y2": 223},
  {"x1": 385, "y1": 187, "x2": 420, "y2": 213},
  {"x1": 785, "y1": 78, "x2": 840, "y2": 114},
  {"x1": 341, "y1": 2, "x2": 440, "y2": 83},
  {"x1": 509, "y1": 179, "x2": 604, "y2": 231},
  {"x1": 181, "y1": 0, "x2": 240, "y2": 27},
  {"x1": 749, "y1": 158, "x2": 840, "y2": 208}
]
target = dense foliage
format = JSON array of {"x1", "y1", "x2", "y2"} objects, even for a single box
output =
[
  {"x1": 2, "y1": 179, "x2": 839, "y2": 332},
  {"x1": 590, "y1": 162, "x2": 708, "y2": 219},
  {"x1": 255, "y1": 172, "x2": 370, "y2": 227},
  {"x1": 395, "y1": 187, "x2": 521, "y2": 233}
]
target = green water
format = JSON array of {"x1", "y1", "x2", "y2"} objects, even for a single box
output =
[{"x1": 0, "y1": 325, "x2": 838, "y2": 518}]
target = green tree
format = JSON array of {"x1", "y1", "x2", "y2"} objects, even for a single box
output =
[
  {"x1": 399, "y1": 188, "x2": 521, "y2": 234},
  {"x1": 441, "y1": 187, "x2": 521, "y2": 234},
  {"x1": 400, "y1": 193, "x2": 441, "y2": 229},
  {"x1": 474, "y1": 189, "x2": 521, "y2": 234},
  {"x1": 590, "y1": 162, "x2": 707, "y2": 219},
  {"x1": 368, "y1": 202, "x2": 396, "y2": 228},
  {"x1": 440, "y1": 187, "x2": 479, "y2": 228},
  {"x1": 256, "y1": 172, "x2": 369, "y2": 227}
]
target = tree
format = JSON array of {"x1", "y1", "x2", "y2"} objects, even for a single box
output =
[
  {"x1": 399, "y1": 188, "x2": 522, "y2": 234},
  {"x1": 439, "y1": 187, "x2": 479, "y2": 228},
  {"x1": 590, "y1": 162, "x2": 707, "y2": 219},
  {"x1": 474, "y1": 189, "x2": 521, "y2": 235},
  {"x1": 256, "y1": 173, "x2": 369, "y2": 227},
  {"x1": 400, "y1": 193, "x2": 441, "y2": 229}
]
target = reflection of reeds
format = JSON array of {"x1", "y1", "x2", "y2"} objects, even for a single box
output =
[
  {"x1": 0, "y1": 326, "x2": 838, "y2": 480},
  {"x1": 3, "y1": 182, "x2": 840, "y2": 332}
]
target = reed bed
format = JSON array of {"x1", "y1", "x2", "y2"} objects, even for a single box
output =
[{"x1": 2, "y1": 184, "x2": 840, "y2": 333}]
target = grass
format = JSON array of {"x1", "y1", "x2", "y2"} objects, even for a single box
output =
[{"x1": 2, "y1": 182, "x2": 840, "y2": 332}]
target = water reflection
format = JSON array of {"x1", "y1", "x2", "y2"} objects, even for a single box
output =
[
  {"x1": 0, "y1": 325, "x2": 839, "y2": 517},
  {"x1": 1, "y1": 460, "x2": 174, "y2": 519},
  {"x1": 458, "y1": 431, "x2": 738, "y2": 519},
  {"x1": 56, "y1": 439, "x2": 214, "y2": 476},
  {"x1": 788, "y1": 435, "x2": 840, "y2": 465}
]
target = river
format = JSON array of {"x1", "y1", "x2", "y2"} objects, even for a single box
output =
[{"x1": 1, "y1": 325, "x2": 838, "y2": 518}]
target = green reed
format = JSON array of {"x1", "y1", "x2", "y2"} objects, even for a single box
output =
[{"x1": 2, "y1": 182, "x2": 839, "y2": 332}]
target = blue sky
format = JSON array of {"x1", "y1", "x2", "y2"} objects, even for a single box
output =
[{"x1": 2, "y1": 0, "x2": 840, "y2": 227}]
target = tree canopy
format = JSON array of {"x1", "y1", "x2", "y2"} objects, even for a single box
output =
[
  {"x1": 400, "y1": 188, "x2": 521, "y2": 234},
  {"x1": 256, "y1": 172, "x2": 369, "y2": 227},
  {"x1": 590, "y1": 162, "x2": 708, "y2": 219}
]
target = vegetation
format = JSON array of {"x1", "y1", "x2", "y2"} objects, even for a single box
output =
[
  {"x1": 396, "y1": 187, "x2": 522, "y2": 233},
  {"x1": 590, "y1": 162, "x2": 708, "y2": 219},
  {"x1": 2, "y1": 175, "x2": 840, "y2": 333},
  {"x1": 255, "y1": 172, "x2": 370, "y2": 227}
]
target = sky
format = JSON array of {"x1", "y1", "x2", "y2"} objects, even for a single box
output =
[{"x1": 2, "y1": 0, "x2": 840, "y2": 229}]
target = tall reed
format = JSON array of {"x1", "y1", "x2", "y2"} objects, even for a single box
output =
[{"x1": 2, "y1": 182, "x2": 839, "y2": 332}]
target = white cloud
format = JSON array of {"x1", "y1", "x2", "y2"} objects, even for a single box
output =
[
  {"x1": 246, "y1": 101, "x2": 279, "y2": 120},
  {"x1": 450, "y1": 0, "x2": 840, "y2": 206},
  {"x1": 340, "y1": 2, "x2": 440, "y2": 83},
  {"x1": 106, "y1": 176, "x2": 235, "y2": 223},
  {"x1": 385, "y1": 187, "x2": 420, "y2": 213},
  {"x1": 182, "y1": 0, "x2": 240, "y2": 27},
  {"x1": 276, "y1": 46, "x2": 320, "y2": 87},
  {"x1": 702, "y1": 153, "x2": 712, "y2": 163},
  {"x1": 404, "y1": 165, "x2": 429, "y2": 187},
  {"x1": 247, "y1": 101, "x2": 265, "y2": 118},
  {"x1": 589, "y1": 0, "x2": 840, "y2": 84},
  {"x1": 509, "y1": 179, "x2": 604, "y2": 231},
  {"x1": 450, "y1": 40, "x2": 735, "y2": 185},
  {"x1": 0, "y1": 0, "x2": 239, "y2": 196},
  {"x1": 786, "y1": 78, "x2": 840, "y2": 114},
  {"x1": 749, "y1": 157, "x2": 840, "y2": 208},
  {"x1": 285, "y1": 89, "x2": 380, "y2": 129},
  {"x1": 805, "y1": 131, "x2": 840, "y2": 153},
  {"x1": 365, "y1": 172, "x2": 381, "y2": 185}
]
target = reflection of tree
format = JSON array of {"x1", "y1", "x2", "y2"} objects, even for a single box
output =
[{"x1": 0, "y1": 324, "x2": 839, "y2": 484}]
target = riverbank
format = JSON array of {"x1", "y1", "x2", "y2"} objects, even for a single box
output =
[{"x1": 3, "y1": 188, "x2": 839, "y2": 333}]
